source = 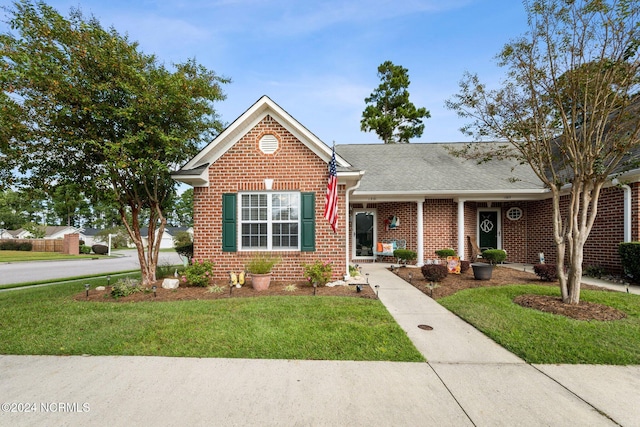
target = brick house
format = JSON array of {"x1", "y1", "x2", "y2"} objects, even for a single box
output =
[{"x1": 172, "y1": 96, "x2": 640, "y2": 281}]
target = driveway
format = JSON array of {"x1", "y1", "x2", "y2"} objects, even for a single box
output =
[{"x1": 0, "y1": 250, "x2": 183, "y2": 286}]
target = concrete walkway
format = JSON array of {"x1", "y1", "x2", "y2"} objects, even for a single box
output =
[{"x1": 1, "y1": 264, "x2": 639, "y2": 426}]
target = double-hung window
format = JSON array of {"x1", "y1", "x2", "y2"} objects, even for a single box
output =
[{"x1": 240, "y1": 192, "x2": 299, "y2": 250}]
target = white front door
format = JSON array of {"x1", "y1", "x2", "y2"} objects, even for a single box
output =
[{"x1": 352, "y1": 210, "x2": 376, "y2": 259}]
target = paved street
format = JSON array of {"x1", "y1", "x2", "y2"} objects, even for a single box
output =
[{"x1": 0, "y1": 250, "x2": 183, "y2": 285}]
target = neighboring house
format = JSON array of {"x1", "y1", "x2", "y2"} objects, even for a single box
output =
[
  {"x1": 140, "y1": 227, "x2": 193, "y2": 249},
  {"x1": 9, "y1": 226, "x2": 81, "y2": 240},
  {"x1": 172, "y1": 95, "x2": 640, "y2": 281}
]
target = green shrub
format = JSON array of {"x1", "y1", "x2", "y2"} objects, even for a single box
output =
[
  {"x1": 0, "y1": 241, "x2": 32, "y2": 251},
  {"x1": 533, "y1": 263, "x2": 557, "y2": 281},
  {"x1": 394, "y1": 249, "x2": 417, "y2": 263},
  {"x1": 110, "y1": 277, "x2": 143, "y2": 298},
  {"x1": 79, "y1": 245, "x2": 91, "y2": 254},
  {"x1": 619, "y1": 242, "x2": 640, "y2": 283},
  {"x1": 482, "y1": 249, "x2": 506, "y2": 264},
  {"x1": 175, "y1": 243, "x2": 193, "y2": 261},
  {"x1": 17, "y1": 242, "x2": 32, "y2": 251},
  {"x1": 172, "y1": 231, "x2": 193, "y2": 248},
  {"x1": 303, "y1": 259, "x2": 333, "y2": 286},
  {"x1": 181, "y1": 259, "x2": 215, "y2": 287},
  {"x1": 584, "y1": 264, "x2": 607, "y2": 279},
  {"x1": 92, "y1": 244, "x2": 109, "y2": 255},
  {"x1": 0, "y1": 241, "x2": 19, "y2": 250},
  {"x1": 435, "y1": 248, "x2": 456, "y2": 258},
  {"x1": 246, "y1": 254, "x2": 280, "y2": 274},
  {"x1": 421, "y1": 264, "x2": 448, "y2": 282}
]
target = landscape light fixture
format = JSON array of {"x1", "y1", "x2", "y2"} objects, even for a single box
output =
[
  {"x1": 375, "y1": 284, "x2": 379, "y2": 297},
  {"x1": 152, "y1": 285, "x2": 157, "y2": 297},
  {"x1": 366, "y1": 273, "x2": 369, "y2": 284},
  {"x1": 107, "y1": 276, "x2": 111, "y2": 287},
  {"x1": 84, "y1": 283, "x2": 90, "y2": 298},
  {"x1": 356, "y1": 284, "x2": 362, "y2": 293},
  {"x1": 408, "y1": 272, "x2": 413, "y2": 283}
]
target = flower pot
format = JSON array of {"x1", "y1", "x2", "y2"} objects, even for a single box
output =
[
  {"x1": 251, "y1": 273, "x2": 272, "y2": 291},
  {"x1": 471, "y1": 263, "x2": 494, "y2": 280}
]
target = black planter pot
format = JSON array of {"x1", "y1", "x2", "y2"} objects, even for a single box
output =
[{"x1": 471, "y1": 263, "x2": 494, "y2": 280}]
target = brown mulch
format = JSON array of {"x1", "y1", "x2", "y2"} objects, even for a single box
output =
[
  {"x1": 394, "y1": 265, "x2": 626, "y2": 321},
  {"x1": 74, "y1": 280, "x2": 376, "y2": 303}
]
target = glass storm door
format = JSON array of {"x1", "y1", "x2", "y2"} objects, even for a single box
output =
[
  {"x1": 353, "y1": 210, "x2": 376, "y2": 258},
  {"x1": 478, "y1": 210, "x2": 500, "y2": 250}
]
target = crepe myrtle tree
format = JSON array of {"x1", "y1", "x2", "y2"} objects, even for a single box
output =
[
  {"x1": 1, "y1": 1, "x2": 229, "y2": 285},
  {"x1": 446, "y1": 0, "x2": 640, "y2": 304}
]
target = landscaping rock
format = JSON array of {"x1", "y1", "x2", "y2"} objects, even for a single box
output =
[
  {"x1": 162, "y1": 278, "x2": 180, "y2": 289},
  {"x1": 95, "y1": 286, "x2": 106, "y2": 291}
]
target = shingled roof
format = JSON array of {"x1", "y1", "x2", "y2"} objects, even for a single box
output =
[{"x1": 336, "y1": 143, "x2": 547, "y2": 198}]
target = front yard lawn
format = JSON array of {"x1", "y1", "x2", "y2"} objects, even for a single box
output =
[
  {"x1": 439, "y1": 285, "x2": 640, "y2": 365},
  {"x1": 0, "y1": 278, "x2": 424, "y2": 362},
  {"x1": 0, "y1": 250, "x2": 102, "y2": 262}
]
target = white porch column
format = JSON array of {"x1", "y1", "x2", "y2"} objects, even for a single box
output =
[
  {"x1": 457, "y1": 199, "x2": 465, "y2": 260},
  {"x1": 416, "y1": 200, "x2": 424, "y2": 266}
]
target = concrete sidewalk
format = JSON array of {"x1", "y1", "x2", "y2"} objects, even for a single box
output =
[{"x1": 1, "y1": 264, "x2": 638, "y2": 426}]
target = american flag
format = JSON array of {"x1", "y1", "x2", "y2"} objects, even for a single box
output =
[{"x1": 323, "y1": 144, "x2": 338, "y2": 233}]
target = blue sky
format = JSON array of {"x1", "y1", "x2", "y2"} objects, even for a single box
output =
[{"x1": 3, "y1": 0, "x2": 530, "y2": 144}]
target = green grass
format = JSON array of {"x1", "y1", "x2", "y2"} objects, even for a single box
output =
[
  {"x1": 0, "y1": 279, "x2": 424, "y2": 362},
  {"x1": 0, "y1": 270, "x2": 140, "y2": 290},
  {"x1": 439, "y1": 285, "x2": 640, "y2": 365},
  {"x1": 0, "y1": 250, "x2": 104, "y2": 262}
]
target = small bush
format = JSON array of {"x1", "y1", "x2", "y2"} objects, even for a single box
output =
[
  {"x1": 175, "y1": 243, "x2": 194, "y2": 261},
  {"x1": 619, "y1": 242, "x2": 640, "y2": 282},
  {"x1": 92, "y1": 244, "x2": 109, "y2": 255},
  {"x1": 421, "y1": 264, "x2": 448, "y2": 282},
  {"x1": 0, "y1": 241, "x2": 19, "y2": 250},
  {"x1": 533, "y1": 263, "x2": 557, "y2": 282},
  {"x1": 584, "y1": 264, "x2": 607, "y2": 279},
  {"x1": 394, "y1": 249, "x2": 417, "y2": 263},
  {"x1": 17, "y1": 242, "x2": 32, "y2": 251},
  {"x1": 246, "y1": 254, "x2": 280, "y2": 274},
  {"x1": 482, "y1": 249, "x2": 507, "y2": 264},
  {"x1": 435, "y1": 248, "x2": 456, "y2": 258},
  {"x1": 303, "y1": 259, "x2": 333, "y2": 286},
  {"x1": 110, "y1": 277, "x2": 143, "y2": 298},
  {"x1": 460, "y1": 260, "x2": 470, "y2": 273},
  {"x1": 181, "y1": 259, "x2": 215, "y2": 287},
  {"x1": 79, "y1": 245, "x2": 91, "y2": 254}
]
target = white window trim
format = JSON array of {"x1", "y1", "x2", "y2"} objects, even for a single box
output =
[{"x1": 238, "y1": 191, "x2": 301, "y2": 251}]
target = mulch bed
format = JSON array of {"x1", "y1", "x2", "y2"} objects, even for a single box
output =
[
  {"x1": 74, "y1": 280, "x2": 377, "y2": 303},
  {"x1": 393, "y1": 265, "x2": 626, "y2": 321},
  {"x1": 73, "y1": 265, "x2": 627, "y2": 321}
]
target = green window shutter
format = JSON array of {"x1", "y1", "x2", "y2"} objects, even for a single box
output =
[
  {"x1": 300, "y1": 192, "x2": 315, "y2": 252},
  {"x1": 222, "y1": 193, "x2": 237, "y2": 252}
]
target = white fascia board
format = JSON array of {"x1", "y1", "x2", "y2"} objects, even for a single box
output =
[
  {"x1": 337, "y1": 170, "x2": 365, "y2": 185},
  {"x1": 171, "y1": 172, "x2": 209, "y2": 187},
  {"x1": 350, "y1": 189, "x2": 550, "y2": 203}
]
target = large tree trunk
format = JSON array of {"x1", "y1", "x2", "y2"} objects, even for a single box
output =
[{"x1": 553, "y1": 180, "x2": 603, "y2": 305}]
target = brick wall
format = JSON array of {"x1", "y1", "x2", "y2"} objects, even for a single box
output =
[
  {"x1": 193, "y1": 115, "x2": 345, "y2": 282},
  {"x1": 525, "y1": 186, "x2": 635, "y2": 274},
  {"x1": 349, "y1": 190, "x2": 633, "y2": 272},
  {"x1": 375, "y1": 202, "x2": 416, "y2": 261}
]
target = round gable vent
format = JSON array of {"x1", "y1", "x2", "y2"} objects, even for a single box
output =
[{"x1": 259, "y1": 134, "x2": 279, "y2": 154}]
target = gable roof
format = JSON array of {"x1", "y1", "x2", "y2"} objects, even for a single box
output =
[
  {"x1": 336, "y1": 143, "x2": 548, "y2": 201},
  {"x1": 173, "y1": 95, "x2": 353, "y2": 187}
]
